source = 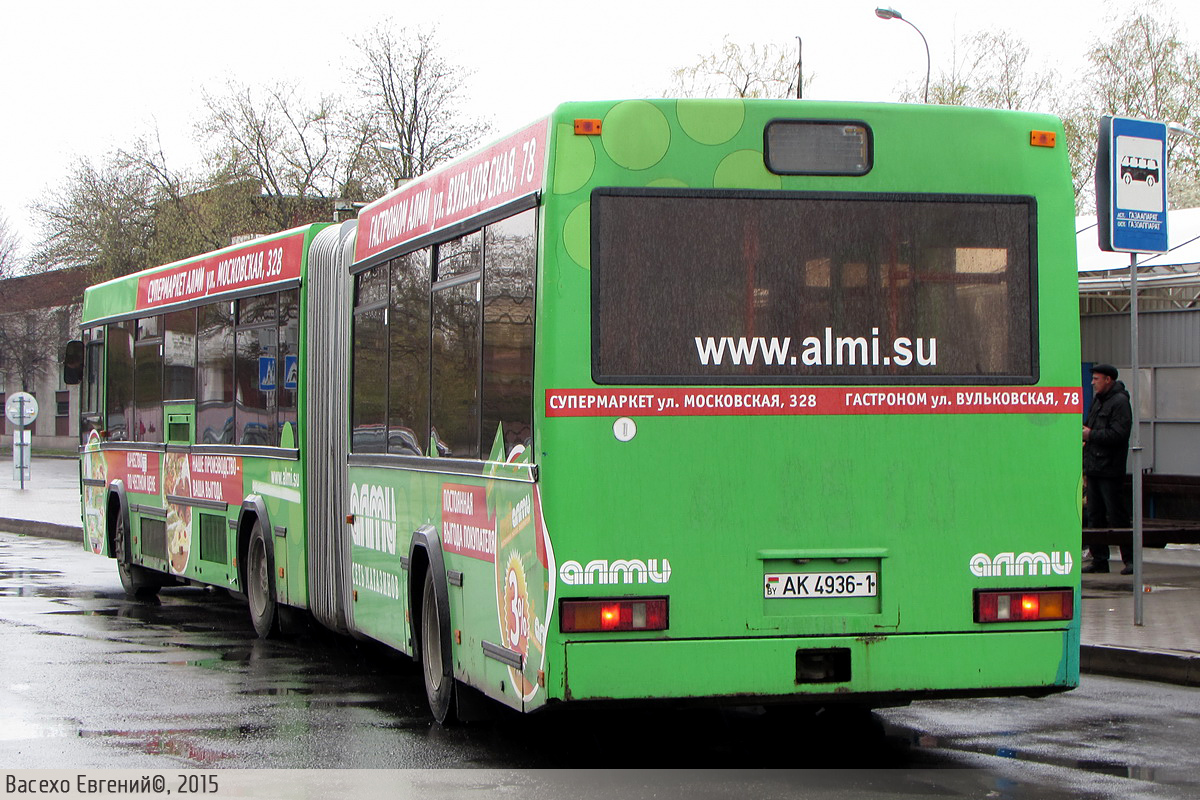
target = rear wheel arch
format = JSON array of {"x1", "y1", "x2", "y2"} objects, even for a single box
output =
[
  {"x1": 409, "y1": 525, "x2": 455, "y2": 722},
  {"x1": 104, "y1": 482, "x2": 129, "y2": 560},
  {"x1": 237, "y1": 497, "x2": 280, "y2": 638}
]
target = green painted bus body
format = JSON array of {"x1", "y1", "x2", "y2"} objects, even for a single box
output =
[
  {"x1": 79, "y1": 224, "x2": 330, "y2": 610},
  {"x1": 80, "y1": 99, "x2": 1080, "y2": 716}
]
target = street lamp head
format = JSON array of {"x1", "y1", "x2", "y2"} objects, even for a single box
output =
[
  {"x1": 874, "y1": 6, "x2": 929, "y2": 104},
  {"x1": 1167, "y1": 121, "x2": 1199, "y2": 140}
]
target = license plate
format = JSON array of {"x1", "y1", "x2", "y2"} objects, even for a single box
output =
[{"x1": 764, "y1": 572, "x2": 878, "y2": 599}]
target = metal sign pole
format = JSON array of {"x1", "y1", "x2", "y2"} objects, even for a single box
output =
[
  {"x1": 17, "y1": 395, "x2": 27, "y2": 490},
  {"x1": 1130, "y1": 253, "x2": 1144, "y2": 626}
]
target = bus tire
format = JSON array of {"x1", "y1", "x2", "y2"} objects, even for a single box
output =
[
  {"x1": 420, "y1": 569, "x2": 454, "y2": 723},
  {"x1": 114, "y1": 509, "x2": 160, "y2": 600},
  {"x1": 246, "y1": 520, "x2": 278, "y2": 638}
]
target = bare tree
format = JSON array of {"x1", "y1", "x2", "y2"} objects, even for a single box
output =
[
  {"x1": 0, "y1": 306, "x2": 75, "y2": 393},
  {"x1": 347, "y1": 24, "x2": 489, "y2": 196},
  {"x1": 907, "y1": 30, "x2": 1058, "y2": 111},
  {"x1": 31, "y1": 149, "x2": 157, "y2": 281},
  {"x1": 199, "y1": 80, "x2": 346, "y2": 230},
  {"x1": 667, "y1": 37, "x2": 804, "y2": 99},
  {"x1": 1076, "y1": 6, "x2": 1200, "y2": 211},
  {"x1": 0, "y1": 213, "x2": 21, "y2": 280}
]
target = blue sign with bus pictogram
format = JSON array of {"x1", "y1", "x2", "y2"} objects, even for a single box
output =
[{"x1": 1097, "y1": 116, "x2": 1169, "y2": 253}]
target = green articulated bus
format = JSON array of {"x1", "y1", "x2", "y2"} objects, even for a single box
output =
[{"x1": 75, "y1": 99, "x2": 1082, "y2": 722}]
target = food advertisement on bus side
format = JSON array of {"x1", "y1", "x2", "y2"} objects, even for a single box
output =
[
  {"x1": 81, "y1": 431, "x2": 106, "y2": 555},
  {"x1": 435, "y1": 435, "x2": 555, "y2": 705},
  {"x1": 164, "y1": 453, "x2": 243, "y2": 574},
  {"x1": 80, "y1": 445, "x2": 246, "y2": 574},
  {"x1": 163, "y1": 453, "x2": 193, "y2": 574},
  {"x1": 347, "y1": 433, "x2": 555, "y2": 708},
  {"x1": 493, "y1": 481, "x2": 554, "y2": 703},
  {"x1": 80, "y1": 444, "x2": 164, "y2": 558}
]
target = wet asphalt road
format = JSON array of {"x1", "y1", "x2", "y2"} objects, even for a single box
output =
[{"x1": 3, "y1": 531, "x2": 1200, "y2": 798}]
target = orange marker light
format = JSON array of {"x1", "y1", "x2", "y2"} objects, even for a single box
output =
[
  {"x1": 575, "y1": 119, "x2": 603, "y2": 136},
  {"x1": 1030, "y1": 130, "x2": 1056, "y2": 148}
]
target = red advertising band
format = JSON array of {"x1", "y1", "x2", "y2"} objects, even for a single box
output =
[
  {"x1": 545, "y1": 387, "x2": 1084, "y2": 418},
  {"x1": 355, "y1": 119, "x2": 549, "y2": 263},
  {"x1": 136, "y1": 232, "x2": 306, "y2": 310}
]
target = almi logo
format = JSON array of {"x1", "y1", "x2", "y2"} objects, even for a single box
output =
[
  {"x1": 969, "y1": 551, "x2": 1073, "y2": 578},
  {"x1": 559, "y1": 558, "x2": 672, "y2": 586}
]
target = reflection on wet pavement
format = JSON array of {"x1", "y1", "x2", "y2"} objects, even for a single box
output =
[{"x1": 5, "y1": 530, "x2": 1200, "y2": 798}]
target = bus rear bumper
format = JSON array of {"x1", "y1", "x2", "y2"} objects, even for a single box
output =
[{"x1": 560, "y1": 630, "x2": 1079, "y2": 703}]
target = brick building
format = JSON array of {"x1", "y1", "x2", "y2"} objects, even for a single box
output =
[{"x1": 0, "y1": 267, "x2": 90, "y2": 451}]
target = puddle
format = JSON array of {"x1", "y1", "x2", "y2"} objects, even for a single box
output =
[
  {"x1": 906, "y1": 729, "x2": 1197, "y2": 790},
  {"x1": 0, "y1": 717, "x2": 75, "y2": 741},
  {"x1": 80, "y1": 728, "x2": 235, "y2": 766},
  {"x1": 239, "y1": 686, "x2": 316, "y2": 696}
]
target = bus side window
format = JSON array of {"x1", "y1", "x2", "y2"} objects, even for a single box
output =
[
  {"x1": 197, "y1": 301, "x2": 234, "y2": 445},
  {"x1": 134, "y1": 316, "x2": 163, "y2": 443},
  {"x1": 235, "y1": 294, "x2": 278, "y2": 446},
  {"x1": 352, "y1": 265, "x2": 389, "y2": 454},
  {"x1": 278, "y1": 289, "x2": 299, "y2": 447},
  {"x1": 431, "y1": 232, "x2": 482, "y2": 459},
  {"x1": 81, "y1": 327, "x2": 105, "y2": 442},
  {"x1": 482, "y1": 208, "x2": 535, "y2": 460},
  {"x1": 388, "y1": 249, "x2": 431, "y2": 456},
  {"x1": 105, "y1": 320, "x2": 134, "y2": 442},
  {"x1": 164, "y1": 307, "x2": 196, "y2": 403}
]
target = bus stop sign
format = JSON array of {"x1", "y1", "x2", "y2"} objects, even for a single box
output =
[
  {"x1": 1096, "y1": 116, "x2": 1169, "y2": 253},
  {"x1": 5, "y1": 391, "x2": 38, "y2": 426}
]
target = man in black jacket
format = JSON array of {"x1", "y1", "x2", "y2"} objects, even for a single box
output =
[{"x1": 1082, "y1": 363, "x2": 1133, "y2": 574}]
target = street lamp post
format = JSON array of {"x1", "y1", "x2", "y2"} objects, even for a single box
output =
[
  {"x1": 796, "y1": 36, "x2": 803, "y2": 100},
  {"x1": 875, "y1": 7, "x2": 931, "y2": 104}
]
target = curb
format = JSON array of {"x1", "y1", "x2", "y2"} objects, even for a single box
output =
[
  {"x1": 1081, "y1": 644, "x2": 1200, "y2": 687},
  {"x1": 0, "y1": 518, "x2": 84, "y2": 543}
]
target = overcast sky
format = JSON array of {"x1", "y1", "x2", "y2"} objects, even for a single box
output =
[{"x1": 0, "y1": 0, "x2": 1190, "y2": 260}]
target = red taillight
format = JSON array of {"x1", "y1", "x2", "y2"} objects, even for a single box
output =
[
  {"x1": 975, "y1": 589, "x2": 1073, "y2": 623},
  {"x1": 560, "y1": 597, "x2": 669, "y2": 633}
]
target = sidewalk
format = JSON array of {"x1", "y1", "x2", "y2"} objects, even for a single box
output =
[
  {"x1": 1080, "y1": 545, "x2": 1200, "y2": 686},
  {"x1": 3, "y1": 457, "x2": 1199, "y2": 687},
  {"x1": 0, "y1": 454, "x2": 84, "y2": 539}
]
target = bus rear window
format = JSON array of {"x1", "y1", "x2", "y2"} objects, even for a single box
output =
[
  {"x1": 591, "y1": 189, "x2": 1036, "y2": 385},
  {"x1": 765, "y1": 120, "x2": 871, "y2": 175}
]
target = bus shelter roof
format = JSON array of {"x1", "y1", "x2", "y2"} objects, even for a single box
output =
[{"x1": 1077, "y1": 208, "x2": 1200, "y2": 274}]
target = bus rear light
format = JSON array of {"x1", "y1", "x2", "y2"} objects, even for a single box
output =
[
  {"x1": 560, "y1": 597, "x2": 668, "y2": 632},
  {"x1": 975, "y1": 589, "x2": 1072, "y2": 623}
]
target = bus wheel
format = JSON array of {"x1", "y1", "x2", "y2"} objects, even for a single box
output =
[
  {"x1": 114, "y1": 511, "x2": 160, "y2": 600},
  {"x1": 420, "y1": 570, "x2": 454, "y2": 723},
  {"x1": 246, "y1": 521, "x2": 278, "y2": 638}
]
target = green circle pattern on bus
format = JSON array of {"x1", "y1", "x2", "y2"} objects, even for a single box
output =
[
  {"x1": 563, "y1": 201, "x2": 590, "y2": 270},
  {"x1": 559, "y1": 100, "x2": 778, "y2": 270},
  {"x1": 553, "y1": 123, "x2": 596, "y2": 195},
  {"x1": 677, "y1": 98, "x2": 745, "y2": 145},
  {"x1": 715, "y1": 149, "x2": 782, "y2": 189},
  {"x1": 601, "y1": 101, "x2": 671, "y2": 171}
]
